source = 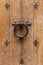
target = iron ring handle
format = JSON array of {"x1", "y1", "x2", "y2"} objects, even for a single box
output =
[{"x1": 14, "y1": 24, "x2": 28, "y2": 39}]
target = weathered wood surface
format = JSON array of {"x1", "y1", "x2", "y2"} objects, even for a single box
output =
[{"x1": 0, "y1": 0, "x2": 43, "y2": 65}]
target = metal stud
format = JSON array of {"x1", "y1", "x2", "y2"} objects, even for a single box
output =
[
  {"x1": 34, "y1": 40, "x2": 38, "y2": 46},
  {"x1": 5, "y1": 40, "x2": 10, "y2": 46},
  {"x1": 34, "y1": 3, "x2": 38, "y2": 9},
  {"x1": 20, "y1": 58, "x2": 24, "y2": 64},
  {"x1": 5, "y1": 3, "x2": 9, "y2": 9}
]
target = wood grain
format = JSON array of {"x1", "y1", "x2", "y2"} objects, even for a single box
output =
[
  {"x1": 0, "y1": 0, "x2": 43, "y2": 65},
  {"x1": 0, "y1": 0, "x2": 10, "y2": 65},
  {"x1": 10, "y1": 0, "x2": 34, "y2": 65}
]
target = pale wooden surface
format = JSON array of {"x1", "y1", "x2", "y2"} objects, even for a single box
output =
[
  {"x1": 0, "y1": 0, "x2": 10, "y2": 65},
  {"x1": 0, "y1": 0, "x2": 43, "y2": 65},
  {"x1": 33, "y1": 0, "x2": 43, "y2": 65}
]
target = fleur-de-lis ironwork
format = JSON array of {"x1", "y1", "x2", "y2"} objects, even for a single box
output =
[
  {"x1": 34, "y1": 40, "x2": 38, "y2": 46},
  {"x1": 5, "y1": 3, "x2": 9, "y2": 9},
  {"x1": 5, "y1": 40, "x2": 10, "y2": 46}
]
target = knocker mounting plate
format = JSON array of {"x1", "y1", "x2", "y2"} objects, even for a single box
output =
[{"x1": 12, "y1": 21, "x2": 31, "y2": 39}]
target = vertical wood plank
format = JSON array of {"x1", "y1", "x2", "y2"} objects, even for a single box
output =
[
  {"x1": 22, "y1": 0, "x2": 34, "y2": 65},
  {"x1": 0, "y1": 0, "x2": 10, "y2": 65},
  {"x1": 10, "y1": 0, "x2": 34, "y2": 65},
  {"x1": 10, "y1": 0, "x2": 21, "y2": 65},
  {"x1": 33, "y1": 0, "x2": 43, "y2": 65}
]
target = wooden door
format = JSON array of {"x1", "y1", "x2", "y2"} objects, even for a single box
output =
[{"x1": 0, "y1": 0, "x2": 43, "y2": 65}]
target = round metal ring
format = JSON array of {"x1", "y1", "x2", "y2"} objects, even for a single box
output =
[{"x1": 14, "y1": 24, "x2": 28, "y2": 39}]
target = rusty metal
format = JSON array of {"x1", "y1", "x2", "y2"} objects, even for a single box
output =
[
  {"x1": 5, "y1": 3, "x2": 9, "y2": 9},
  {"x1": 20, "y1": 58, "x2": 24, "y2": 64},
  {"x1": 12, "y1": 21, "x2": 31, "y2": 39},
  {"x1": 5, "y1": 40, "x2": 10, "y2": 46},
  {"x1": 34, "y1": 40, "x2": 38, "y2": 46},
  {"x1": 34, "y1": 3, "x2": 38, "y2": 9}
]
